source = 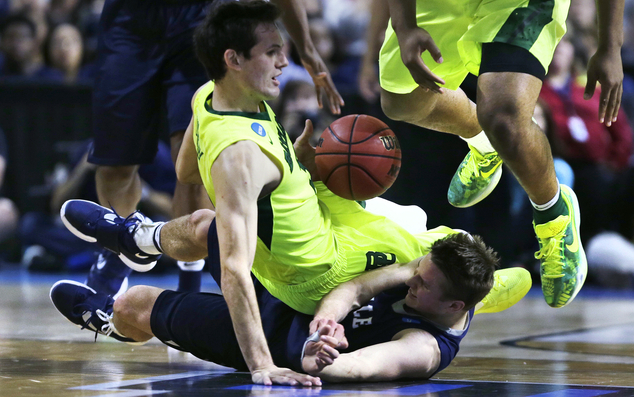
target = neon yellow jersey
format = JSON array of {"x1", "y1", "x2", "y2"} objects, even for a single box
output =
[{"x1": 192, "y1": 82, "x2": 337, "y2": 286}]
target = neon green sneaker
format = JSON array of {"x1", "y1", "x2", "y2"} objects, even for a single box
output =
[
  {"x1": 474, "y1": 268, "x2": 531, "y2": 315},
  {"x1": 534, "y1": 185, "x2": 587, "y2": 308},
  {"x1": 447, "y1": 145, "x2": 503, "y2": 208}
]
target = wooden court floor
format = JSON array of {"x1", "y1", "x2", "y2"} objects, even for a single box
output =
[{"x1": 2, "y1": 267, "x2": 634, "y2": 397}]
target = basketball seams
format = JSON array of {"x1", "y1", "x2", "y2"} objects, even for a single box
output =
[
  {"x1": 348, "y1": 127, "x2": 393, "y2": 144},
  {"x1": 347, "y1": 115, "x2": 360, "y2": 200},
  {"x1": 314, "y1": 152, "x2": 401, "y2": 161}
]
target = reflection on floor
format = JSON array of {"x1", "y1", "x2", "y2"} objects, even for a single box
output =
[{"x1": 2, "y1": 267, "x2": 634, "y2": 396}]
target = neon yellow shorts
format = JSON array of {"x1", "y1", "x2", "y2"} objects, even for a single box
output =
[
  {"x1": 255, "y1": 184, "x2": 457, "y2": 314},
  {"x1": 379, "y1": 0, "x2": 570, "y2": 93}
]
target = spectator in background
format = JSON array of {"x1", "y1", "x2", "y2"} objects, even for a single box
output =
[
  {"x1": 9, "y1": 0, "x2": 50, "y2": 55},
  {"x1": 276, "y1": 79, "x2": 334, "y2": 144},
  {"x1": 19, "y1": 140, "x2": 175, "y2": 277},
  {"x1": 0, "y1": 14, "x2": 63, "y2": 81},
  {"x1": 45, "y1": 23, "x2": 94, "y2": 84},
  {"x1": 0, "y1": 127, "x2": 19, "y2": 248}
]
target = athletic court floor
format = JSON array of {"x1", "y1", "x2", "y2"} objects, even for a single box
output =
[{"x1": 3, "y1": 266, "x2": 634, "y2": 397}]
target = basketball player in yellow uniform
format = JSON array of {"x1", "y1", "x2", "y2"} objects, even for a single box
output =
[
  {"x1": 379, "y1": 0, "x2": 625, "y2": 309},
  {"x1": 57, "y1": 1, "x2": 530, "y2": 386}
]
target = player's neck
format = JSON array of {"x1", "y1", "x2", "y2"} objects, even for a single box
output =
[
  {"x1": 406, "y1": 305, "x2": 468, "y2": 330},
  {"x1": 213, "y1": 82, "x2": 263, "y2": 113}
]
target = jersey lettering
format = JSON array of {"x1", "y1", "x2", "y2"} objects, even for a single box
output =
[
  {"x1": 195, "y1": 118, "x2": 203, "y2": 160},
  {"x1": 276, "y1": 123, "x2": 293, "y2": 172},
  {"x1": 365, "y1": 251, "x2": 397, "y2": 270},
  {"x1": 351, "y1": 302, "x2": 374, "y2": 329}
]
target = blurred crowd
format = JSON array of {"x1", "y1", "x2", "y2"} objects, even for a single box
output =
[{"x1": 1, "y1": 0, "x2": 634, "y2": 287}]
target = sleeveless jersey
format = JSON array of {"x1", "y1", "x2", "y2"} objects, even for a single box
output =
[{"x1": 192, "y1": 82, "x2": 338, "y2": 286}]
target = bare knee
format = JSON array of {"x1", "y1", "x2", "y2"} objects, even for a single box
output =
[
  {"x1": 114, "y1": 285, "x2": 156, "y2": 325},
  {"x1": 476, "y1": 101, "x2": 533, "y2": 158},
  {"x1": 190, "y1": 209, "x2": 215, "y2": 249}
]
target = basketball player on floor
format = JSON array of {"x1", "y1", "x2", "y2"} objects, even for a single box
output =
[
  {"x1": 56, "y1": 1, "x2": 531, "y2": 385},
  {"x1": 378, "y1": 0, "x2": 625, "y2": 308},
  {"x1": 50, "y1": 233, "x2": 529, "y2": 383},
  {"x1": 84, "y1": 0, "x2": 344, "y2": 298}
]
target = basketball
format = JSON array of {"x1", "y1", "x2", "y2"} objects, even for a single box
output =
[{"x1": 315, "y1": 114, "x2": 401, "y2": 201}]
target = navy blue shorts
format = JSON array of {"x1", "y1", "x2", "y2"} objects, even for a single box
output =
[
  {"x1": 89, "y1": 0, "x2": 211, "y2": 165},
  {"x1": 150, "y1": 285, "x2": 311, "y2": 372}
]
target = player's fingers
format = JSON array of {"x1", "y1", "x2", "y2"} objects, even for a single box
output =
[
  {"x1": 598, "y1": 88, "x2": 610, "y2": 124},
  {"x1": 427, "y1": 40, "x2": 444, "y2": 64},
  {"x1": 608, "y1": 84, "x2": 623, "y2": 123},
  {"x1": 584, "y1": 74, "x2": 597, "y2": 100},
  {"x1": 320, "y1": 344, "x2": 340, "y2": 358}
]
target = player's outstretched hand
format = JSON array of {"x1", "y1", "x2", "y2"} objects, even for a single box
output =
[
  {"x1": 252, "y1": 364, "x2": 322, "y2": 386},
  {"x1": 397, "y1": 26, "x2": 445, "y2": 93},
  {"x1": 300, "y1": 49, "x2": 345, "y2": 115},
  {"x1": 293, "y1": 120, "x2": 321, "y2": 181},
  {"x1": 584, "y1": 47, "x2": 623, "y2": 127}
]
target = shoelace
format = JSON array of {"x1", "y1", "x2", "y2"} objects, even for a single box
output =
[
  {"x1": 77, "y1": 303, "x2": 115, "y2": 341},
  {"x1": 535, "y1": 233, "x2": 565, "y2": 279},
  {"x1": 458, "y1": 152, "x2": 497, "y2": 184}
]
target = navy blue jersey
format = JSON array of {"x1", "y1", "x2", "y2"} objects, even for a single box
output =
[{"x1": 338, "y1": 285, "x2": 473, "y2": 376}]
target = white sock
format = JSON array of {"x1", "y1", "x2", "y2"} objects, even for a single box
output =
[
  {"x1": 530, "y1": 183, "x2": 561, "y2": 211},
  {"x1": 177, "y1": 259, "x2": 205, "y2": 272},
  {"x1": 462, "y1": 131, "x2": 496, "y2": 154},
  {"x1": 133, "y1": 222, "x2": 165, "y2": 255}
]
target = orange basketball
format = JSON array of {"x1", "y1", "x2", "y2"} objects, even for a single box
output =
[{"x1": 315, "y1": 114, "x2": 401, "y2": 201}]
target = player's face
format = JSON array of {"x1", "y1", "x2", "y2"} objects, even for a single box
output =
[
  {"x1": 404, "y1": 255, "x2": 452, "y2": 314},
  {"x1": 240, "y1": 23, "x2": 288, "y2": 101}
]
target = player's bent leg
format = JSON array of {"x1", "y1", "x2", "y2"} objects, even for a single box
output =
[
  {"x1": 476, "y1": 72, "x2": 558, "y2": 205},
  {"x1": 380, "y1": 87, "x2": 481, "y2": 139},
  {"x1": 113, "y1": 285, "x2": 163, "y2": 340},
  {"x1": 474, "y1": 267, "x2": 531, "y2": 314},
  {"x1": 49, "y1": 280, "x2": 147, "y2": 344},
  {"x1": 159, "y1": 209, "x2": 214, "y2": 262}
]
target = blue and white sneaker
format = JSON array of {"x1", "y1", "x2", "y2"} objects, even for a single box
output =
[
  {"x1": 49, "y1": 280, "x2": 141, "y2": 344},
  {"x1": 86, "y1": 250, "x2": 131, "y2": 300},
  {"x1": 60, "y1": 199, "x2": 160, "y2": 272}
]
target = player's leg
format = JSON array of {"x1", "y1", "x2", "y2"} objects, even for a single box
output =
[
  {"x1": 378, "y1": 0, "x2": 503, "y2": 208},
  {"x1": 85, "y1": 0, "x2": 166, "y2": 297},
  {"x1": 112, "y1": 285, "x2": 162, "y2": 341},
  {"x1": 162, "y1": 4, "x2": 210, "y2": 291}
]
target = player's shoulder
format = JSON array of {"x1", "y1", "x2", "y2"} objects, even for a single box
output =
[{"x1": 192, "y1": 81, "x2": 215, "y2": 108}]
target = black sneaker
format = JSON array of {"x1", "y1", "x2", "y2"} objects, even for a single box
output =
[
  {"x1": 49, "y1": 280, "x2": 141, "y2": 344},
  {"x1": 60, "y1": 199, "x2": 160, "y2": 272},
  {"x1": 86, "y1": 250, "x2": 131, "y2": 299}
]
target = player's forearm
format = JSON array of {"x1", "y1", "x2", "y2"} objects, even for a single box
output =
[
  {"x1": 595, "y1": 0, "x2": 624, "y2": 51},
  {"x1": 307, "y1": 350, "x2": 404, "y2": 382},
  {"x1": 272, "y1": 0, "x2": 315, "y2": 57},
  {"x1": 223, "y1": 264, "x2": 275, "y2": 371},
  {"x1": 314, "y1": 282, "x2": 362, "y2": 323},
  {"x1": 387, "y1": 0, "x2": 417, "y2": 35},
  {"x1": 364, "y1": 0, "x2": 390, "y2": 62}
]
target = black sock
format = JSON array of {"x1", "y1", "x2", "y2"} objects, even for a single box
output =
[{"x1": 533, "y1": 192, "x2": 567, "y2": 224}]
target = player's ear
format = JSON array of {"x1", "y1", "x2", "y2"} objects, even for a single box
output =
[
  {"x1": 448, "y1": 300, "x2": 465, "y2": 313},
  {"x1": 224, "y1": 49, "x2": 241, "y2": 71}
]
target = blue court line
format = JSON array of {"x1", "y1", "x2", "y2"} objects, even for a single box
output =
[
  {"x1": 228, "y1": 383, "x2": 470, "y2": 395},
  {"x1": 528, "y1": 390, "x2": 616, "y2": 397},
  {"x1": 68, "y1": 370, "x2": 221, "y2": 397}
]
